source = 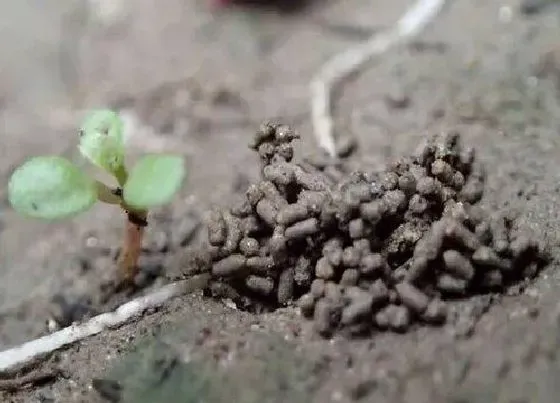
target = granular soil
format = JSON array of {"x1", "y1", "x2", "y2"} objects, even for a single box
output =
[{"x1": 189, "y1": 122, "x2": 550, "y2": 337}]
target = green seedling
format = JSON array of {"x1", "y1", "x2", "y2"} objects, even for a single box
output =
[{"x1": 8, "y1": 109, "x2": 186, "y2": 284}]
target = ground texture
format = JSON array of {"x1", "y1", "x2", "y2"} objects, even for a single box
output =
[{"x1": 2, "y1": 0, "x2": 560, "y2": 402}]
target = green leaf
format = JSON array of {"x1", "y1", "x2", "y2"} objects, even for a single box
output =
[
  {"x1": 123, "y1": 155, "x2": 185, "y2": 210},
  {"x1": 8, "y1": 156, "x2": 98, "y2": 220},
  {"x1": 78, "y1": 109, "x2": 127, "y2": 184}
]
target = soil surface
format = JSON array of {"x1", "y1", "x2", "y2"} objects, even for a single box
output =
[{"x1": 2, "y1": 0, "x2": 560, "y2": 402}]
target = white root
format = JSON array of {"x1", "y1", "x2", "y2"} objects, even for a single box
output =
[
  {"x1": 310, "y1": 0, "x2": 448, "y2": 157},
  {"x1": 0, "y1": 274, "x2": 210, "y2": 374}
]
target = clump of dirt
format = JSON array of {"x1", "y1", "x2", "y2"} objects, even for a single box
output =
[{"x1": 186, "y1": 122, "x2": 549, "y2": 337}]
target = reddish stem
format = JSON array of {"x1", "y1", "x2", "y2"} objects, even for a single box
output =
[{"x1": 117, "y1": 212, "x2": 147, "y2": 283}]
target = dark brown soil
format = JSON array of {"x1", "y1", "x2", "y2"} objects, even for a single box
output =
[{"x1": 2, "y1": 0, "x2": 560, "y2": 402}]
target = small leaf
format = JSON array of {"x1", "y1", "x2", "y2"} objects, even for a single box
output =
[
  {"x1": 8, "y1": 156, "x2": 98, "y2": 219},
  {"x1": 78, "y1": 109, "x2": 127, "y2": 183},
  {"x1": 123, "y1": 155, "x2": 186, "y2": 210}
]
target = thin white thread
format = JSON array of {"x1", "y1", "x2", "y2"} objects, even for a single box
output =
[
  {"x1": 311, "y1": 0, "x2": 448, "y2": 157},
  {"x1": 0, "y1": 274, "x2": 210, "y2": 373}
]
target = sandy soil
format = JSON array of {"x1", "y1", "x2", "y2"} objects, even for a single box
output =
[{"x1": 2, "y1": 0, "x2": 560, "y2": 402}]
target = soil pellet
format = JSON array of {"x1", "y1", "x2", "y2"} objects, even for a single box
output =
[
  {"x1": 481, "y1": 270, "x2": 502, "y2": 288},
  {"x1": 340, "y1": 269, "x2": 360, "y2": 286},
  {"x1": 431, "y1": 160, "x2": 454, "y2": 184},
  {"x1": 509, "y1": 235, "x2": 537, "y2": 259},
  {"x1": 391, "y1": 267, "x2": 408, "y2": 283},
  {"x1": 212, "y1": 254, "x2": 247, "y2": 277},
  {"x1": 417, "y1": 176, "x2": 441, "y2": 197},
  {"x1": 246, "y1": 256, "x2": 275, "y2": 273},
  {"x1": 245, "y1": 275, "x2": 275, "y2": 296},
  {"x1": 268, "y1": 227, "x2": 286, "y2": 257},
  {"x1": 258, "y1": 142, "x2": 275, "y2": 162},
  {"x1": 314, "y1": 299, "x2": 341, "y2": 336},
  {"x1": 374, "y1": 308, "x2": 390, "y2": 329},
  {"x1": 460, "y1": 178, "x2": 484, "y2": 203},
  {"x1": 349, "y1": 218, "x2": 366, "y2": 239},
  {"x1": 241, "y1": 216, "x2": 261, "y2": 236},
  {"x1": 375, "y1": 305, "x2": 410, "y2": 331},
  {"x1": 342, "y1": 247, "x2": 361, "y2": 268},
  {"x1": 360, "y1": 200, "x2": 388, "y2": 223},
  {"x1": 259, "y1": 181, "x2": 286, "y2": 208},
  {"x1": 298, "y1": 293, "x2": 316, "y2": 317},
  {"x1": 310, "y1": 279, "x2": 326, "y2": 299},
  {"x1": 207, "y1": 210, "x2": 226, "y2": 246},
  {"x1": 325, "y1": 282, "x2": 343, "y2": 304},
  {"x1": 326, "y1": 248, "x2": 343, "y2": 267},
  {"x1": 441, "y1": 187, "x2": 456, "y2": 202},
  {"x1": 277, "y1": 268, "x2": 295, "y2": 305},
  {"x1": 295, "y1": 167, "x2": 329, "y2": 191},
  {"x1": 443, "y1": 249, "x2": 475, "y2": 280},
  {"x1": 452, "y1": 171, "x2": 465, "y2": 190},
  {"x1": 275, "y1": 124, "x2": 298, "y2": 143},
  {"x1": 413, "y1": 226, "x2": 444, "y2": 262},
  {"x1": 388, "y1": 305, "x2": 411, "y2": 332},
  {"x1": 444, "y1": 219, "x2": 480, "y2": 251},
  {"x1": 316, "y1": 257, "x2": 335, "y2": 280},
  {"x1": 490, "y1": 217, "x2": 510, "y2": 254},
  {"x1": 381, "y1": 172, "x2": 399, "y2": 190},
  {"x1": 437, "y1": 273, "x2": 467, "y2": 294},
  {"x1": 353, "y1": 239, "x2": 371, "y2": 255},
  {"x1": 251, "y1": 122, "x2": 275, "y2": 149},
  {"x1": 294, "y1": 256, "x2": 313, "y2": 287},
  {"x1": 276, "y1": 203, "x2": 309, "y2": 226},
  {"x1": 256, "y1": 199, "x2": 278, "y2": 227},
  {"x1": 342, "y1": 292, "x2": 374, "y2": 325},
  {"x1": 422, "y1": 299, "x2": 447, "y2": 324},
  {"x1": 239, "y1": 237, "x2": 260, "y2": 257},
  {"x1": 230, "y1": 198, "x2": 252, "y2": 218},
  {"x1": 299, "y1": 190, "x2": 327, "y2": 214},
  {"x1": 395, "y1": 282, "x2": 429, "y2": 313},
  {"x1": 472, "y1": 246, "x2": 509, "y2": 270},
  {"x1": 285, "y1": 218, "x2": 319, "y2": 240},
  {"x1": 360, "y1": 253, "x2": 387, "y2": 276},
  {"x1": 223, "y1": 214, "x2": 242, "y2": 253},
  {"x1": 408, "y1": 194, "x2": 428, "y2": 215},
  {"x1": 246, "y1": 184, "x2": 264, "y2": 206},
  {"x1": 398, "y1": 172, "x2": 417, "y2": 196},
  {"x1": 475, "y1": 221, "x2": 492, "y2": 244},
  {"x1": 263, "y1": 163, "x2": 295, "y2": 187},
  {"x1": 209, "y1": 281, "x2": 241, "y2": 300},
  {"x1": 383, "y1": 190, "x2": 408, "y2": 214},
  {"x1": 370, "y1": 279, "x2": 390, "y2": 306},
  {"x1": 348, "y1": 183, "x2": 374, "y2": 203}
]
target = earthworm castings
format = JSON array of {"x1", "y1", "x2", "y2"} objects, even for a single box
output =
[{"x1": 192, "y1": 122, "x2": 549, "y2": 337}]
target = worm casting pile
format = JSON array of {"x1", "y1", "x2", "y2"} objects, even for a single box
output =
[{"x1": 195, "y1": 123, "x2": 548, "y2": 336}]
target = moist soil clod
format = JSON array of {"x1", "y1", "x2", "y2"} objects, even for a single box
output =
[{"x1": 190, "y1": 122, "x2": 550, "y2": 336}]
